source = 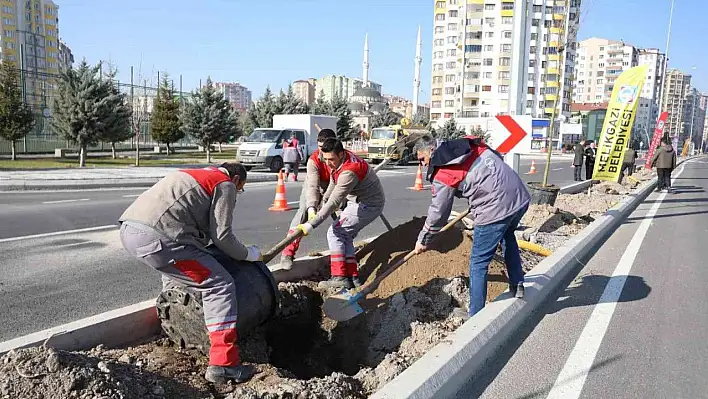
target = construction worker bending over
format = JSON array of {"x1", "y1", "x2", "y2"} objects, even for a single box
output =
[
  {"x1": 118, "y1": 163, "x2": 259, "y2": 385},
  {"x1": 280, "y1": 128, "x2": 338, "y2": 269},
  {"x1": 296, "y1": 138, "x2": 385, "y2": 290},
  {"x1": 412, "y1": 136, "x2": 531, "y2": 317}
]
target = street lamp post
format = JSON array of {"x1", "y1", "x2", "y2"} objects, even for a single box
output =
[{"x1": 659, "y1": 0, "x2": 675, "y2": 142}]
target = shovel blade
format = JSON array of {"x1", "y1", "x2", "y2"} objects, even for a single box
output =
[{"x1": 322, "y1": 290, "x2": 364, "y2": 322}]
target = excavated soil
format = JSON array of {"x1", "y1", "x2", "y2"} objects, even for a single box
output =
[{"x1": 0, "y1": 218, "x2": 548, "y2": 399}]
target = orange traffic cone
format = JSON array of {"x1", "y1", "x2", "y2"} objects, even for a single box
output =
[
  {"x1": 526, "y1": 160, "x2": 537, "y2": 175},
  {"x1": 269, "y1": 171, "x2": 293, "y2": 212},
  {"x1": 408, "y1": 163, "x2": 429, "y2": 191}
]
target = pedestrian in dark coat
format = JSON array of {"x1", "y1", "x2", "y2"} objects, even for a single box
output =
[
  {"x1": 572, "y1": 140, "x2": 585, "y2": 181},
  {"x1": 651, "y1": 138, "x2": 677, "y2": 192},
  {"x1": 584, "y1": 141, "x2": 596, "y2": 180}
]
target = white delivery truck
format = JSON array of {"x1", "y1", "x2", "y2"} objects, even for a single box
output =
[{"x1": 236, "y1": 114, "x2": 338, "y2": 172}]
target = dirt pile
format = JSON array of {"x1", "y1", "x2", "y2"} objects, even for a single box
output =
[{"x1": 0, "y1": 218, "x2": 549, "y2": 399}]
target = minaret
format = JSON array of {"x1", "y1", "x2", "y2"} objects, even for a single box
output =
[
  {"x1": 363, "y1": 33, "x2": 369, "y2": 88},
  {"x1": 413, "y1": 26, "x2": 422, "y2": 117}
]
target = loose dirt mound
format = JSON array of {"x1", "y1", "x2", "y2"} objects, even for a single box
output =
[{"x1": 0, "y1": 218, "x2": 547, "y2": 399}]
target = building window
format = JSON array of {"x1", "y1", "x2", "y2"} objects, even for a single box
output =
[
  {"x1": 449, "y1": 10, "x2": 458, "y2": 17},
  {"x1": 445, "y1": 100, "x2": 455, "y2": 107},
  {"x1": 501, "y1": 16, "x2": 513, "y2": 24},
  {"x1": 485, "y1": 31, "x2": 494, "y2": 38},
  {"x1": 467, "y1": 45, "x2": 482, "y2": 52},
  {"x1": 499, "y1": 71, "x2": 510, "y2": 80},
  {"x1": 435, "y1": 14, "x2": 445, "y2": 21},
  {"x1": 433, "y1": 63, "x2": 443, "y2": 71},
  {"x1": 446, "y1": 49, "x2": 456, "y2": 56},
  {"x1": 484, "y1": 45, "x2": 493, "y2": 51},
  {"x1": 446, "y1": 61, "x2": 456, "y2": 69},
  {"x1": 434, "y1": 39, "x2": 444, "y2": 46},
  {"x1": 436, "y1": 1, "x2": 445, "y2": 7},
  {"x1": 432, "y1": 101, "x2": 442, "y2": 108},
  {"x1": 434, "y1": 51, "x2": 443, "y2": 59},
  {"x1": 483, "y1": 58, "x2": 493, "y2": 66},
  {"x1": 482, "y1": 85, "x2": 492, "y2": 92},
  {"x1": 533, "y1": 5, "x2": 542, "y2": 12},
  {"x1": 447, "y1": 36, "x2": 457, "y2": 44},
  {"x1": 484, "y1": 17, "x2": 495, "y2": 24},
  {"x1": 502, "y1": 44, "x2": 512, "y2": 53},
  {"x1": 484, "y1": 4, "x2": 494, "y2": 10},
  {"x1": 445, "y1": 87, "x2": 455, "y2": 95},
  {"x1": 445, "y1": 74, "x2": 455, "y2": 82},
  {"x1": 502, "y1": 2, "x2": 514, "y2": 10},
  {"x1": 503, "y1": 31, "x2": 512, "y2": 39},
  {"x1": 484, "y1": 71, "x2": 492, "y2": 78},
  {"x1": 435, "y1": 26, "x2": 445, "y2": 33},
  {"x1": 432, "y1": 88, "x2": 442, "y2": 95},
  {"x1": 498, "y1": 85, "x2": 509, "y2": 93},
  {"x1": 447, "y1": 23, "x2": 457, "y2": 30},
  {"x1": 433, "y1": 76, "x2": 443, "y2": 84},
  {"x1": 499, "y1": 57, "x2": 511, "y2": 66}
]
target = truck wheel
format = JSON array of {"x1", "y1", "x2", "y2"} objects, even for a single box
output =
[
  {"x1": 397, "y1": 150, "x2": 410, "y2": 166},
  {"x1": 269, "y1": 157, "x2": 284, "y2": 173},
  {"x1": 244, "y1": 166, "x2": 253, "y2": 171}
]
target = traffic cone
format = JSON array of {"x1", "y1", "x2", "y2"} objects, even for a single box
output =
[
  {"x1": 526, "y1": 160, "x2": 537, "y2": 175},
  {"x1": 269, "y1": 171, "x2": 293, "y2": 212},
  {"x1": 408, "y1": 163, "x2": 428, "y2": 191}
]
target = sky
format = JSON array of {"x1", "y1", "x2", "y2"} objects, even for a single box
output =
[{"x1": 57, "y1": 0, "x2": 701, "y2": 103}]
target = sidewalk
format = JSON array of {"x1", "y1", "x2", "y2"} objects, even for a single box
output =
[{"x1": 0, "y1": 167, "x2": 278, "y2": 191}]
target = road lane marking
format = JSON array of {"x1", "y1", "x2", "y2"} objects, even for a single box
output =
[
  {"x1": 42, "y1": 198, "x2": 90, "y2": 204},
  {"x1": 0, "y1": 225, "x2": 118, "y2": 243},
  {"x1": 552, "y1": 168, "x2": 564, "y2": 171},
  {"x1": 122, "y1": 194, "x2": 141, "y2": 198},
  {"x1": 287, "y1": 201, "x2": 299, "y2": 205},
  {"x1": 546, "y1": 162, "x2": 687, "y2": 399}
]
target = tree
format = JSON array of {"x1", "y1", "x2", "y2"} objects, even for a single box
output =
[
  {"x1": 311, "y1": 89, "x2": 329, "y2": 115},
  {"x1": 469, "y1": 125, "x2": 492, "y2": 144},
  {"x1": 97, "y1": 65, "x2": 132, "y2": 159},
  {"x1": 247, "y1": 86, "x2": 276, "y2": 128},
  {"x1": 329, "y1": 94, "x2": 356, "y2": 140},
  {"x1": 240, "y1": 105, "x2": 255, "y2": 138},
  {"x1": 370, "y1": 104, "x2": 404, "y2": 129},
  {"x1": 150, "y1": 75, "x2": 184, "y2": 155},
  {"x1": 52, "y1": 60, "x2": 111, "y2": 167},
  {"x1": 436, "y1": 117, "x2": 466, "y2": 141},
  {"x1": 412, "y1": 113, "x2": 429, "y2": 127},
  {"x1": 181, "y1": 77, "x2": 236, "y2": 163},
  {"x1": 280, "y1": 84, "x2": 309, "y2": 114},
  {"x1": 0, "y1": 61, "x2": 35, "y2": 160}
]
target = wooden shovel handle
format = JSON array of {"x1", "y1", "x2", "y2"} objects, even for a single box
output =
[
  {"x1": 262, "y1": 230, "x2": 304, "y2": 264},
  {"x1": 358, "y1": 209, "x2": 471, "y2": 297}
]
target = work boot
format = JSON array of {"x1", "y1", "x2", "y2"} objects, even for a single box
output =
[
  {"x1": 351, "y1": 276, "x2": 362, "y2": 288},
  {"x1": 205, "y1": 364, "x2": 256, "y2": 384},
  {"x1": 510, "y1": 282, "x2": 525, "y2": 299},
  {"x1": 280, "y1": 255, "x2": 294, "y2": 270},
  {"x1": 318, "y1": 276, "x2": 354, "y2": 290}
]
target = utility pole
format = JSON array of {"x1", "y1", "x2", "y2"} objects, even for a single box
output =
[{"x1": 658, "y1": 0, "x2": 675, "y2": 142}]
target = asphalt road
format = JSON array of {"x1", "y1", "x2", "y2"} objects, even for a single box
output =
[
  {"x1": 0, "y1": 157, "x2": 579, "y2": 341},
  {"x1": 456, "y1": 157, "x2": 708, "y2": 398}
]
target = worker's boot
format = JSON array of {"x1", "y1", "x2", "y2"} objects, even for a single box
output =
[
  {"x1": 318, "y1": 276, "x2": 354, "y2": 290},
  {"x1": 280, "y1": 255, "x2": 294, "y2": 270},
  {"x1": 510, "y1": 282, "x2": 525, "y2": 299},
  {"x1": 205, "y1": 364, "x2": 256, "y2": 384}
]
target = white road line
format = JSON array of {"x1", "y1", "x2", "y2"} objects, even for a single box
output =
[
  {"x1": 42, "y1": 198, "x2": 90, "y2": 204},
  {"x1": 122, "y1": 194, "x2": 141, "y2": 198},
  {"x1": 287, "y1": 201, "x2": 299, "y2": 205},
  {"x1": 0, "y1": 225, "x2": 118, "y2": 243},
  {"x1": 546, "y1": 162, "x2": 687, "y2": 399}
]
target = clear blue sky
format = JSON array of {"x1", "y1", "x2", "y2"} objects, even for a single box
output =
[{"x1": 58, "y1": 0, "x2": 701, "y2": 102}]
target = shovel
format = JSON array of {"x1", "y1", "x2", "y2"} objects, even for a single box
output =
[{"x1": 322, "y1": 209, "x2": 471, "y2": 322}]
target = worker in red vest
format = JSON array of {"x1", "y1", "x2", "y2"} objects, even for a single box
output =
[
  {"x1": 295, "y1": 138, "x2": 386, "y2": 289},
  {"x1": 119, "y1": 163, "x2": 259, "y2": 385},
  {"x1": 279, "y1": 128, "x2": 337, "y2": 269},
  {"x1": 412, "y1": 135, "x2": 531, "y2": 317},
  {"x1": 282, "y1": 132, "x2": 302, "y2": 182}
]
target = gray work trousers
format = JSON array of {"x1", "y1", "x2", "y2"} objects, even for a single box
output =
[
  {"x1": 327, "y1": 201, "x2": 383, "y2": 277},
  {"x1": 119, "y1": 221, "x2": 241, "y2": 366}
]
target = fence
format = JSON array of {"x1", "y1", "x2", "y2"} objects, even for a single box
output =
[{"x1": 0, "y1": 66, "x2": 196, "y2": 156}]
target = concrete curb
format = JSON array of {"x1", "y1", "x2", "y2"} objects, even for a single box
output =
[
  {"x1": 0, "y1": 174, "x2": 278, "y2": 191},
  {"x1": 559, "y1": 179, "x2": 594, "y2": 194},
  {"x1": 370, "y1": 155, "x2": 701, "y2": 399}
]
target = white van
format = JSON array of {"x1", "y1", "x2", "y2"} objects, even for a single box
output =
[{"x1": 236, "y1": 114, "x2": 338, "y2": 172}]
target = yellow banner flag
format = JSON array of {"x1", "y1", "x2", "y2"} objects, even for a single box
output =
[{"x1": 592, "y1": 65, "x2": 648, "y2": 182}]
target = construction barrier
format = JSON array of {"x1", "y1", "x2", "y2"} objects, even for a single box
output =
[
  {"x1": 408, "y1": 163, "x2": 428, "y2": 191},
  {"x1": 526, "y1": 160, "x2": 537, "y2": 175},
  {"x1": 268, "y1": 171, "x2": 293, "y2": 212}
]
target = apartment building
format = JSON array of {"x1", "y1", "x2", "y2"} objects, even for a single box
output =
[
  {"x1": 293, "y1": 78, "x2": 316, "y2": 106},
  {"x1": 662, "y1": 69, "x2": 691, "y2": 139},
  {"x1": 383, "y1": 94, "x2": 431, "y2": 119},
  {"x1": 430, "y1": 0, "x2": 580, "y2": 123},
  {"x1": 683, "y1": 88, "x2": 706, "y2": 144},
  {"x1": 635, "y1": 48, "x2": 665, "y2": 138},
  {"x1": 0, "y1": 0, "x2": 62, "y2": 112},
  {"x1": 317, "y1": 74, "x2": 382, "y2": 103},
  {"x1": 214, "y1": 82, "x2": 252, "y2": 111},
  {"x1": 573, "y1": 38, "x2": 638, "y2": 104}
]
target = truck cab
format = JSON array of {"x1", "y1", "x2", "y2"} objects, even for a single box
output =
[
  {"x1": 237, "y1": 128, "x2": 307, "y2": 172},
  {"x1": 366, "y1": 119, "x2": 428, "y2": 165}
]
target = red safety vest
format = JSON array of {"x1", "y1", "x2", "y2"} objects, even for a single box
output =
[
  {"x1": 310, "y1": 149, "x2": 331, "y2": 183},
  {"x1": 332, "y1": 150, "x2": 369, "y2": 183}
]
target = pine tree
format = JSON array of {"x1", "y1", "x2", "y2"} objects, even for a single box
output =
[
  {"x1": 97, "y1": 65, "x2": 132, "y2": 159},
  {"x1": 240, "y1": 105, "x2": 255, "y2": 138},
  {"x1": 311, "y1": 89, "x2": 329, "y2": 115},
  {"x1": 250, "y1": 86, "x2": 276, "y2": 128},
  {"x1": 150, "y1": 75, "x2": 184, "y2": 155},
  {"x1": 411, "y1": 113, "x2": 429, "y2": 127},
  {"x1": 51, "y1": 60, "x2": 108, "y2": 167},
  {"x1": 329, "y1": 94, "x2": 355, "y2": 140},
  {"x1": 437, "y1": 117, "x2": 465, "y2": 141},
  {"x1": 370, "y1": 104, "x2": 404, "y2": 129},
  {"x1": 181, "y1": 77, "x2": 235, "y2": 163},
  {"x1": 0, "y1": 61, "x2": 35, "y2": 160},
  {"x1": 282, "y1": 84, "x2": 309, "y2": 114}
]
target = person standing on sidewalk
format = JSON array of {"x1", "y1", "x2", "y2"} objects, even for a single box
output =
[
  {"x1": 584, "y1": 141, "x2": 596, "y2": 180},
  {"x1": 294, "y1": 138, "x2": 385, "y2": 290},
  {"x1": 651, "y1": 138, "x2": 677, "y2": 193},
  {"x1": 118, "y1": 163, "x2": 259, "y2": 385},
  {"x1": 619, "y1": 146, "x2": 638, "y2": 184},
  {"x1": 412, "y1": 135, "x2": 531, "y2": 317},
  {"x1": 282, "y1": 132, "x2": 302, "y2": 182},
  {"x1": 279, "y1": 128, "x2": 337, "y2": 269},
  {"x1": 572, "y1": 140, "x2": 585, "y2": 181}
]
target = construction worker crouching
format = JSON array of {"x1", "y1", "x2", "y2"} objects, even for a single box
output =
[
  {"x1": 118, "y1": 163, "x2": 258, "y2": 385},
  {"x1": 412, "y1": 135, "x2": 531, "y2": 317},
  {"x1": 295, "y1": 138, "x2": 385, "y2": 290},
  {"x1": 280, "y1": 128, "x2": 337, "y2": 269}
]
